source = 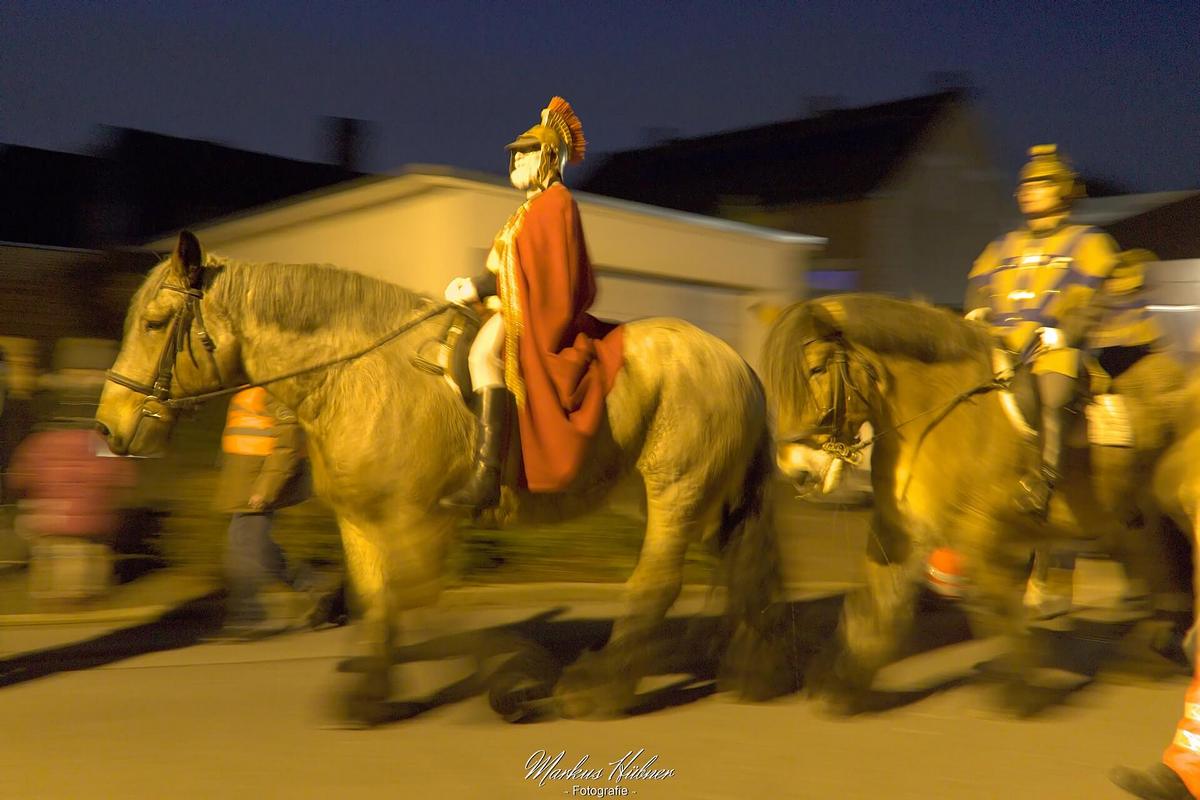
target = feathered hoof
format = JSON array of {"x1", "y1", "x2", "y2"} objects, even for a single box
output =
[
  {"x1": 718, "y1": 641, "x2": 800, "y2": 703},
  {"x1": 810, "y1": 685, "x2": 871, "y2": 718},
  {"x1": 322, "y1": 663, "x2": 393, "y2": 729},
  {"x1": 488, "y1": 645, "x2": 563, "y2": 724},
  {"x1": 552, "y1": 653, "x2": 635, "y2": 720},
  {"x1": 986, "y1": 679, "x2": 1062, "y2": 719},
  {"x1": 552, "y1": 683, "x2": 630, "y2": 721}
]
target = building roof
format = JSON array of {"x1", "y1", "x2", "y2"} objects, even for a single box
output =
[
  {"x1": 0, "y1": 130, "x2": 361, "y2": 249},
  {"x1": 1072, "y1": 190, "x2": 1199, "y2": 226},
  {"x1": 1103, "y1": 191, "x2": 1200, "y2": 260},
  {"x1": 580, "y1": 90, "x2": 966, "y2": 214},
  {"x1": 105, "y1": 128, "x2": 361, "y2": 243},
  {"x1": 0, "y1": 146, "x2": 101, "y2": 248}
]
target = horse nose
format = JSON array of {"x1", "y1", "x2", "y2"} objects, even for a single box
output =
[
  {"x1": 777, "y1": 444, "x2": 811, "y2": 478},
  {"x1": 95, "y1": 420, "x2": 110, "y2": 438}
]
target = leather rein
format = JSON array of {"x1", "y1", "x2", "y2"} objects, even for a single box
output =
[{"x1": 106, "y1": 276, "x2": 456, "y2": 413}]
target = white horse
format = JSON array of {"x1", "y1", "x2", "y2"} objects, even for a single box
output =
[{"x1": 97, "y1": 231, "x2": 791, "y2": 724}]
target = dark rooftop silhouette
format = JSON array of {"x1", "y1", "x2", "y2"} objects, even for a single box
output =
[{"x1": 581, "y1": 90, "x2": 965, "y2": 214}]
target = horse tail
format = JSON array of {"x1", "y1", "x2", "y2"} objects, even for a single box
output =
[{"x1": 715, "y1": 420, "x2": 799, "y2": 700}]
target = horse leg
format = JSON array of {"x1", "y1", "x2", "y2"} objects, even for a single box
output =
[
  {"x1": 964, "y1": 543, "x2": 1053, "y2": 715},
  {"x1": 330, "y1": 510, "x2": 457, "y2": 726},
  {"x1": 330, "y1": 516, "x2": 395, "y2": 727},
  {"x1": 380, "y1": 511, "x2": 465, "y2": 699},
  {"x1": 555, "y1": 493, "x2": 693, "y2": 719},
  {"x1": 810, "y1": 517, "x2": 921, "y2": 713}
]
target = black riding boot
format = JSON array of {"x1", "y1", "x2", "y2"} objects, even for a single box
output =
[
  {"x1": 1016, "y1": 401, "x2": 1070, "y2": 519},
  {"x1": 439, "y1": 387, "x2": 509, "y2": 514}
]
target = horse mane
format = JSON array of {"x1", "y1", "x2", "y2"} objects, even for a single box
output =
[
  {"x1": 204, "y1": 254, "x2": 428, "y2": 333},
  {"x1": 764, "y1": 294, "x2": 989, "y2": 364},
  {"x1": 822, "y1": 294, "x2": 990, "y2": 362}
]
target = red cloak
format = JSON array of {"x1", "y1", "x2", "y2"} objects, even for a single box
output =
[{"x1": 505, "y1": 183, "x2": 623, "y2": 492}]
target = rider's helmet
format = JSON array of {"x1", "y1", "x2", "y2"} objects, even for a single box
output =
[
  {"x1": 505, "y1": 96, "x2": 587, "y2": 190},
  {"x1": 1017, "y1": 144, "x2": 1084, "y2": 211}
]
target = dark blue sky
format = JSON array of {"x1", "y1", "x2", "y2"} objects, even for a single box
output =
[{"x1": 4, "y1": 0, "x2": 1198, "y2": 192}]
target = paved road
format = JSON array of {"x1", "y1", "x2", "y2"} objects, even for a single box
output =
[
  {"x1": 0, "y1": 497, "x2": 1189, "y2": 799},
  {"x1": 0, "y1": 588, "x2": 1189, "y2": 800}
]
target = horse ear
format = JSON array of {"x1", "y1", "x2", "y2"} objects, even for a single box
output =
[
  {"x1": 810, "y1": 302, "x2": 842, "y2": 339},
  {"x1": 171, "y1": 231, "x2": 204, "y2": 286}
]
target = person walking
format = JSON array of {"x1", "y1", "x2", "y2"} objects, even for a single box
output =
[{"x1": 212, "y1": 387, "x2": 331, "y2": 639}]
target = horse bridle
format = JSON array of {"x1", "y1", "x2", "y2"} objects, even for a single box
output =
[
  {"x1": 784, "y1": 335, "x2": 880, "y2": 464},
  {"x1": 105, "y1": 270, "x2": 462, "y2": 422},
  {"x1": 105, "y1": 279, "x2": 223, "y2": 417}
]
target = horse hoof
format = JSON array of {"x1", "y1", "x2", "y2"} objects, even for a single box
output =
[
  {"x1": 552, "y1": 670, "x2": 633, "y2": 720},
  {"x1": 989, "y1": 682, "x2": 1056, "y2": 719},
  {"x1": 810, "y1": 687, "x2": 867, "y2": 718},
  {"x1": 488, "y1": 646, "x2": 563, "y2": 724}
]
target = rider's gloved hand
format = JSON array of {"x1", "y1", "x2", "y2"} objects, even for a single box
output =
[
  {"x1": 443, "y1": 277, "x2": 479, "y2": 305},
  {"x1": 964, "y1": 307, "x2": 991, "y2": 323},
  {"x1": 1036, "y1": 326, "x2": 1065, "y2": 350}
]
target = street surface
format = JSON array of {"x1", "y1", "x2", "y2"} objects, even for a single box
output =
[{"x1": 0, "y1": 498, "x2": 1190, "y2": 799}]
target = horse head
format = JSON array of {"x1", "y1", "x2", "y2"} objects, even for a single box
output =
[
  {"x1": 97, "y1": 231, "x2": 240, "y2": 456},
  {"x1": 762, "y1": 298, "x2": 883, "y2": 495}
]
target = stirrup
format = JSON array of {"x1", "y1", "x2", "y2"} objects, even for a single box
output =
[
  {"x1": 439, "y1": 466, "x2": 501, "y2": 513},
  {"x1": 1015, "y1": 469, "x2": 1055, "y2": 518}
]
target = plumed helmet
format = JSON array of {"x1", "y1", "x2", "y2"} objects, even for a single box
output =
[
  {"x1": 505, "y1": 97, "x2": 587, "y2": 187},
  {"x1": 1018, "y1": 144, "x2": 1083, "y2": 202}
]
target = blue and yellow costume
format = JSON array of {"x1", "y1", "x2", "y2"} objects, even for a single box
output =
[
  {"x1": 964, "y1": 144, "x2": 1152, "y2": 517},
  {"x1": 968, "y1": 223, "x2": 1120, "y2": 378}
]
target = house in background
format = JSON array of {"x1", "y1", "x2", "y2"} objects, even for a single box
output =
[
  {"x1": 0, "y1": 121, "x2": 364, "y2": 250},
  {"x1": 581, "y1": 89, "x2": 1013, "y2": 308},
  {"x1": 1092, "y1": 191, "x2": 1200, "y2": 261},
  {"x1": 0, "y1": 121, "x2": 365, "y2": 366},
  {"x1": 145, "y1": 166, "x2": 823, "y2": 370}
]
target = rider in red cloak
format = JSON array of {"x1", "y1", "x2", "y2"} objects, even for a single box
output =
[{"x1": 439, "y1": 97, "x2": 623, "y2": 512}]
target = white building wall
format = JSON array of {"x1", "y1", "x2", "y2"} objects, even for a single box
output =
[{"x1": 152, "y1": 171, "x2": 819, "y2": 368}]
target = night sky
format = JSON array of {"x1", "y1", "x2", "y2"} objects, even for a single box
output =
[{"x1": 4, "y1": 0, "x2": 1198, "y2": 192}]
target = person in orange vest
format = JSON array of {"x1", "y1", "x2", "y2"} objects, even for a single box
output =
[
  {"x1": 1111, "y1": 674, "x2": 1200, "y2": 798},
  {"x1": 211, "y1": 387, "x2": 331, "y2": 640}
]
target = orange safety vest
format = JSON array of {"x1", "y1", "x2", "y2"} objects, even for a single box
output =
[
  {"x1": 1163, "y1": 668, "x2": 1200, "y2": 796},
  {"x1": 221, "y1": 388, "x2": 277, "y2": 457}
]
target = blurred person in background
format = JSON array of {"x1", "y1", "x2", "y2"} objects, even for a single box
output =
[
  {"x1": 7, "y1": 339, "x2": 136, "y2": 600},
  {"x1": 211, "y1": 386, "x2": 337, "y2": 640},
  {"x1": 0, "y1": 338, "x2": 40, "y2": 506}
]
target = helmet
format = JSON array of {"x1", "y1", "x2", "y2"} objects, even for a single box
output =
[
  {"x1": 506, "y1": 96, "x2": 587, "y2": 189},
  {"x1": 1017, "y1": 144, "x2": 1083, "y2": 205}
]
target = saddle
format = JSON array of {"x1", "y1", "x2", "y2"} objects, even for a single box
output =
[
  {"x1": 412, "y1": 307, "x2": 522, "y2": 525},
  {"x1": 411, "y1": 307, "x2": 482, "y2": 405},
  {"x1": 993, "y1": 347, "x2": 1180, "y2": 453}
]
